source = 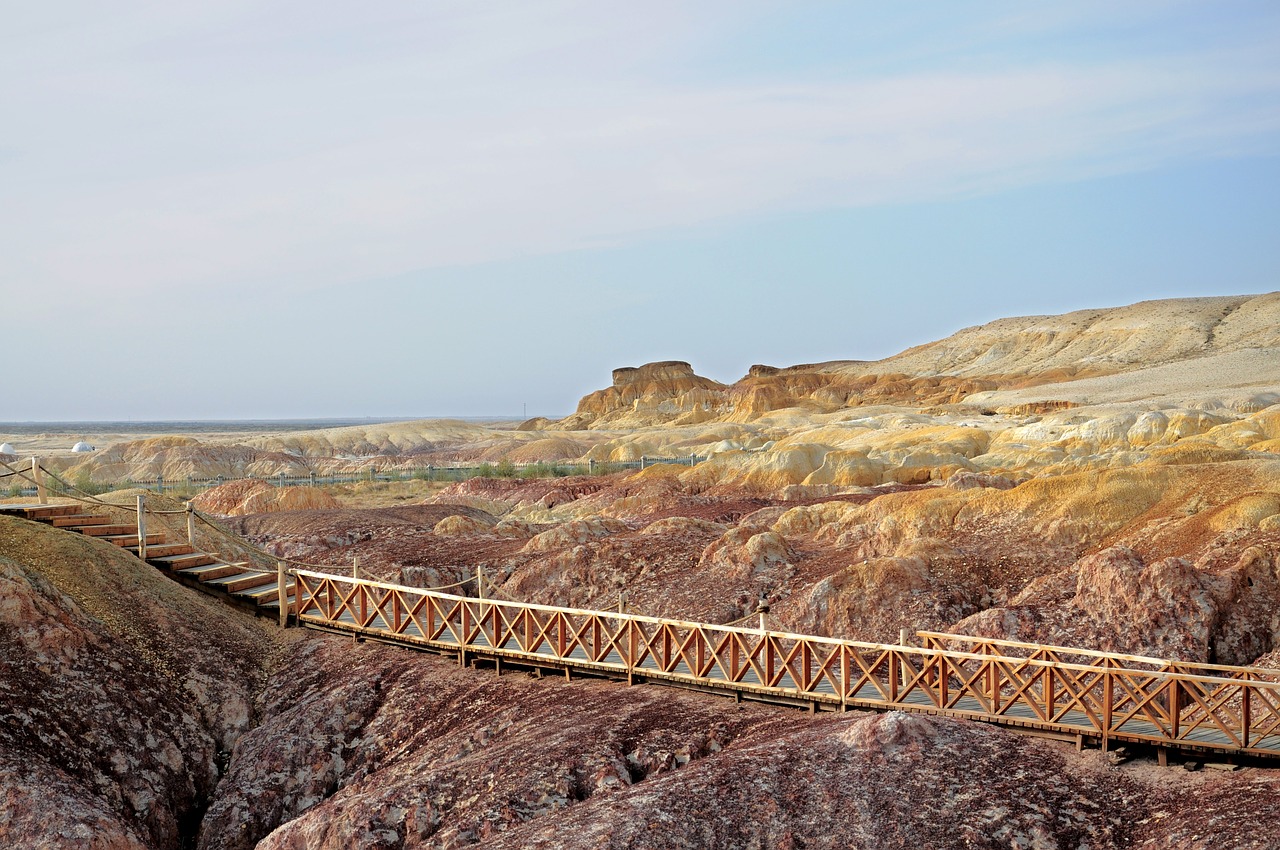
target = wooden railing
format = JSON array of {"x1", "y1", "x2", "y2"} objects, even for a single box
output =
[
  {"x1": 291, "y1": 570, "x2": 1280, "y2": 757},
  {"x1": 919, "y1": 631, "x2": 1280, "y2": 682}
]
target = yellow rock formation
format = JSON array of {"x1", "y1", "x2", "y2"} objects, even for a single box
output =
[
  {"x1": 39, "y1": 293, "x2": 1280, "y2": 498},
  {"x1": 433, "y1": 515, "x2": 497, "y2": 536}
]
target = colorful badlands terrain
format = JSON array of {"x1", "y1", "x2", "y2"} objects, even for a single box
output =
[{"x1": 3, "y1": 293, "x2": 1280, "y2": 848}]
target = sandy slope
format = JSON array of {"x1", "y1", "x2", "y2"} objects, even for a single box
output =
[
  {"x1": 842, "y1": 291, "x2": 1280, "y2": 379},
  {"x1": 964, "y1": 347, "x2": 1280, "y2": 409}
]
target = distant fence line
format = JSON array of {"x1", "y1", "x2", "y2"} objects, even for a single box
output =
[{"x1": 5, "y1": 455, "x2": 706, "y2": 497}]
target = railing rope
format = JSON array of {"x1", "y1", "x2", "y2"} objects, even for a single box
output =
[{"x1": 3, "y1": 456, "x2": 710, "y2": 498}]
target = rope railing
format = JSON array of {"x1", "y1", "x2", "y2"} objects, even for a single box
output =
[
  {"x1": 185, "y1": 502, "x2": 486, "y2": 595},
  {"x1": 5, "y1": 454, "x2": 708, "y2": 497},
  {"x1": 7, "y1": 460, "x2": 829, "y2": 627}
]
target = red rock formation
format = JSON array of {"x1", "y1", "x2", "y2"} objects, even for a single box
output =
[
  {"x1": 6, "y1": 467, "x2": 1280, "y2": 848},
  {"x1": 0, "y1": 517, "x2": 271, "y2": 848}
]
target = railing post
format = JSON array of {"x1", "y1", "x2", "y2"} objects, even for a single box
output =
[
  {"x1": 136, "y1": 494, "x2": 147, "y2": 561},
  {"x1": 764, "y1": 630, "x2": 775, "y2": 687},
  {"x1": 1044, "y1": 666, "x2": 1053, "y2": 723},
  {"x1": 460, "y1": 602, "x2": 471, "y2": 668},
  {"x1": 899, "y1": 628, "x2": 911, "y2": 694},
  {"x1": 939, "y1": 649, "x2": 949, "y2": 707},
  {"x1": 1242, "y1": 684, "x2": 1251, "y2": 749},
  {"x1": 31, "y1": 457, "x2": 47, "y2": 505},
  {"x1": 350, "y1": 558, "x2": 361, "y2": 642},
  {"x1": 186, "y1": 503, "x2": 196, "y2": 547},
  {"x1": 627, "y1": 619, "x2": 637, "y2": 685},
  {"x1": 477, "y1": 566, "x2": 484, "y2": 600},
  {"x1": 277, "y1": 561, "x2": 289, "y2": 628},
  {"x1": 889, "y1": 649, "x2": 899, "y2": 702},
  {"x1": 1169, "y1": 679, "x2": 1180, "y2": 738},
  {"x1": 1102, "y1": 668, "x2": 1113, "y2": 752},
  {"x1": 840, "y1": 646, "x2": 850, "y2": 711}
]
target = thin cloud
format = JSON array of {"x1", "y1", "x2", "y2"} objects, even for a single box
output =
[{"x1": 2, "y1": 3, "x2": 1279, "y2": 299}]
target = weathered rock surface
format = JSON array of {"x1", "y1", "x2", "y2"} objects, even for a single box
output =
[
  {"x1": 0, "y1": 517, "x2": 273, "y2": 848},
  {"x1": 7, "y1": 453, "x2": 1280, "y2": 849},
  {"x1": 190, "y1": 632, "x2": 1280, "y2": 850},
  {"x1": 192, "y1": 479, "x2": 341, "y2": 516},
  {"x1": 224, "y1": 505, "x2": 498, "y2": 566},
  {"x1": 9, "y1": 293, "x2": 1280, "y2": 849}
]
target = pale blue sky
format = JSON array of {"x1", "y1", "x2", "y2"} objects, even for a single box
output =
[{"x1": 3, "y1": 2, "x2": 1278, "y2": 419}]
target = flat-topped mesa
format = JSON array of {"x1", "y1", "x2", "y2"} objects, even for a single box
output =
[
  {"x1": 571, "y1": 361, "x2": 727, "y2": 425},
  {"x1": 610, "y1": 360, "x2": 702, "y2": 387}
]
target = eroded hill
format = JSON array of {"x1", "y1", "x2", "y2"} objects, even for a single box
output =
[
  {"x1": 6, "y1": 292, "x2": 1280, "y2": 848},
  {"x1": 7, "y1": 509, "x2": 1278, "y2": 849}
]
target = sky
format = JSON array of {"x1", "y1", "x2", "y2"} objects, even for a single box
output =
[{"x1": 3, "y1": 1, "x2": 1279, "y2": 420}]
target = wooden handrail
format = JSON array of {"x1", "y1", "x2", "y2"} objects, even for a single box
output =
[
  {"x1": 918, "y1": 631, "x2": 1280, "y2": 677},
  {"x1": 289, "y1": 570, "x2": 1280, "y2": 757}
]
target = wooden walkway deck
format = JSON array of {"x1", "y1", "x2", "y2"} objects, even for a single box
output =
[
  {"x1": 6, "y1": 500, "x2": 1280, "y2": 760},
  {"x1": 289, "y1": 570, "x2": 1280, "y2": 759}
]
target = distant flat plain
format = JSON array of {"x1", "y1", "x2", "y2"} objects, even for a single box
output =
[{"x1": 0, "y1": 418, "x2": 525, "y2": 457}]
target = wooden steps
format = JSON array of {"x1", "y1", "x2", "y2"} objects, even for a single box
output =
[
  {"x1": 204, "y1": 571, "x2": 276, "y2": 594},
  {"x1": 177, "y1": 562, "x2": 255, "y2": 582},
  {"x1": 134, "y1": 543, "x2": 196, "y2": 559},
  {"x1": 256, "y1": 593, "x2": 296, "y2": 610},
  {"x1": 51, "y1": 514, "x2": 115, "y2": 528},
  {"x1": 0, "y1": 504, "x2": 84, "y2": 520},
  {"x1": 101, "y1": 532, "x2": 165, "y2": 548},
  {"x1": 152, "y1": 552, "x2": 220, "y2": 570},
  {"x1": 5, "y1": 501, "x2": 291, "y2": 619},
  {"x1": 240, "y1": 582, "x2": 295, "y2": 603},
  {"x1": 78, "y1": 524, "x2": 142, "y2": 537}
]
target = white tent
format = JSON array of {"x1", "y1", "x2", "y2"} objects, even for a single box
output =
[
  {"x1": 0, "y1": 443, "x2": 14, "y2": 455},
  {"x1": 71, "y1": 442, "x2": 95, "y2": 453}
]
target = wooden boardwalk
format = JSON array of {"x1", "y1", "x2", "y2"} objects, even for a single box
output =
[
  {"x1": 6, "y1": 499, "x2": 1280, "y2": 760},
  {"x1": 289, "y1": 569, "x2": 1280, "y2": 759}
]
